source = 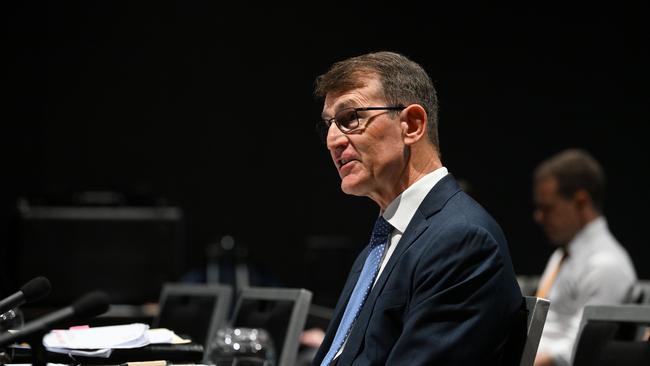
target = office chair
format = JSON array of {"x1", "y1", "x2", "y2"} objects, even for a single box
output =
[
  {"x1": 572, "y1": 304, "x2": 650, "y2": 366},
  {"x1": 224, "y1": 287, "x2": 312, "y2": 366},
  {"x1": 518, "y1": 296, "x2": 551, "y2": 366},
  {"x1": 153, "y1": 283, "x2": 233, "y2": 348},
  {"x1": 502, "y1": 296, "x2": 550, "y2": 366}
]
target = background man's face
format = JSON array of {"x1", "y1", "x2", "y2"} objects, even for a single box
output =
[{"x1": 533, "y1": 176, "x2": 583, "y2": 246}]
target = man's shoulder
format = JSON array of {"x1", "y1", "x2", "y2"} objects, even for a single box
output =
[
  {"x1": 574, "y1": 234, "x2": 637, "y2": 285},
  {"x1": 581, "y1": 223, "x2": 634, "y2": 267},
  {"x1": 436, "y1": 190, "x2": 502, "y2": 231},
  {"x1": 414, "y1": 191, "x2": 506, "y2": 247},
  {"x1": 586, "y1": 244, "x2": 635, "y2": 273}
]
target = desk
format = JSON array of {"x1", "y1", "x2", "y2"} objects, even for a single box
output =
[{"x1": 4, "y1": 343, "x2": 204, "y2": 365}]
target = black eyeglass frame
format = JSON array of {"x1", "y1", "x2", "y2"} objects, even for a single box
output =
[{"x1": 318, "y1": 106, "x2": 406, "y2": 141}]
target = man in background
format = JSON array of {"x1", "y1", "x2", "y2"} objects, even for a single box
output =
[{"x1": 532, "y1": 148, "x2": 637, "y2": 366}]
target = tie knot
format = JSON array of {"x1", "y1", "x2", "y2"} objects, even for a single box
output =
[{"x1": 370, "y1": 216, "x2": 392, "y2": 247}]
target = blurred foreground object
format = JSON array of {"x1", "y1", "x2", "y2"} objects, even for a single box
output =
[{"x1": 208, "y1": 327, "x2": 275, "y2": 366}]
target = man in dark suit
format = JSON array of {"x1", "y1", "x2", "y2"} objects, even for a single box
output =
[{"x1": 312, "y1": 51, "x2": 523, "y2": 365}]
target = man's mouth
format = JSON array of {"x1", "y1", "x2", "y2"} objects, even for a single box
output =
[{"x1": 338, "y1": 158, "x2": 355, "y2": 168}]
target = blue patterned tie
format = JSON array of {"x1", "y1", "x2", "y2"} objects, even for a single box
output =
[{"x1": 321, "y1": 215, "x2": 392, "y2": 366}]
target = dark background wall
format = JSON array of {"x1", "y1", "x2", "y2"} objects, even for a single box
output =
[{"x1": 3, "y1": 2, "x2": 649, "y2": 307}]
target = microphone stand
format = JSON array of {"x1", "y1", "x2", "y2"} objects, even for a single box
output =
[{"x1": 25, "y1": 325, "x2": 47, "y2": 366}]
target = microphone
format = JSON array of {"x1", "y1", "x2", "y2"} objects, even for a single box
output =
[
  {"x1": 0, "y1": 290, "x2": 110, "y2": 347},
  {"x1": 0, "y1": 276, "x2": 51, "y2": 314}
]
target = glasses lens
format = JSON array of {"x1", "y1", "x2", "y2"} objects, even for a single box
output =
[{"x1": 335, "y1": 108, "x2": 358, "y2": 131}]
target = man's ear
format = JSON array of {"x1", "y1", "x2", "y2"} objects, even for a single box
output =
[
  {"x1": 401, "y1": 104, "x2": 427, "y2": 146},
  {"x1": 574, "y1": 189, "x2": 592, "y2": 209}
]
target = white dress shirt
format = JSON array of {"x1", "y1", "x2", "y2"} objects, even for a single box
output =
[
  {"x1": 378, "y1": 167, "x2": 449, "y2": 284},
  {"x1": 536, "y1": 216, "x2": 637, "y2": 366}
]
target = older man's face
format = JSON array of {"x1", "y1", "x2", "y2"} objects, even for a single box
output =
[{"x1": 322, "y1": 77, "x2": 407, "y2": 206}]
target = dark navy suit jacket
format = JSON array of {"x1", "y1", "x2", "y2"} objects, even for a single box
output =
[{"x1": 314, "y1": 175, "x2": 523, "y2": 365}]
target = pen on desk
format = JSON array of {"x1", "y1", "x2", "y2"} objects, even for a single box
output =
[{"x1": 119, "y1": 361, "x2": 169, "y2": 366}]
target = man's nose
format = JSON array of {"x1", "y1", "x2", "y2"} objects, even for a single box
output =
[{"x1": 326, "y1": 123, "x2": 347, "y2": 150}]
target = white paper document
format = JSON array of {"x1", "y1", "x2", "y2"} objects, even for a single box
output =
[
  {"x1": 43, "y1": 323, "x2": 150, "y2": 349},
  {"x1": 41, "y1": 323, "x2": 189, "y2": 358}
]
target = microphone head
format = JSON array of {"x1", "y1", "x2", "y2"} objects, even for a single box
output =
[
  {"x1": 72, "y1": 291, "x2": 110, "y2": 319},
  {"x1": 20, "y1": 276, "x2": 52, "y2": 303}
]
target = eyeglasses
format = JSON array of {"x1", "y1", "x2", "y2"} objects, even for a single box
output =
[{"x1": 317, "y1": 106, "x2": 405, "y2": 142}]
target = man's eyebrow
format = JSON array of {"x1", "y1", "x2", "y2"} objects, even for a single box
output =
[
  {"x1": 321, "y1": 99, "x2": 356, "y2": 119},
  {"x1": 336, "y1": 99, "x2": 356, "y2": 109}
]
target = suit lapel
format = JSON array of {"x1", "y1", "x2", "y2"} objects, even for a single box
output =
[
  {"x1": 338, "y1": 175, "x2": 462, "y2": 364},
  {"x1": 315, "y1": 245, "x2": 369, "y2": 362}
]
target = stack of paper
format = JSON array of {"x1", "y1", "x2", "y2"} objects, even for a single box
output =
[{"x1": 42, "y1": 323, "x2": 188, "y2": 358}]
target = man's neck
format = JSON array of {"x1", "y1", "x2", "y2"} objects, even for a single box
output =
[
  {"x1": 371, "y1": 144, "x2": 442, "y2": 210},
  {"x1": 562, "y1": 213, "x2": 603, "y2": 248}
]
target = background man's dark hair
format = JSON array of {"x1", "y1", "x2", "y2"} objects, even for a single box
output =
[
  {"x1": 314, "y1": 51, "x2": 440, "y2": 151},
  {"x1": 534, "y1": 148, "x2": 606, "y2": 212}
]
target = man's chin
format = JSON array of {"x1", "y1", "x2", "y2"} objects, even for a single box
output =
[
  {"x1": 547, "y1": 235, "x2": 568, "y2": 247},
  {"x1": 340, "y1": 177, "x2": 366, "y2": 196}
]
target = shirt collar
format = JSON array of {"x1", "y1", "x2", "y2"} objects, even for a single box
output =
[
  {"x1": 382, "y1": 167, "x2": 449, "y2": 233},
  {"x1": 566, "y1": 216, "x2": 607, "y2": 255}
]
